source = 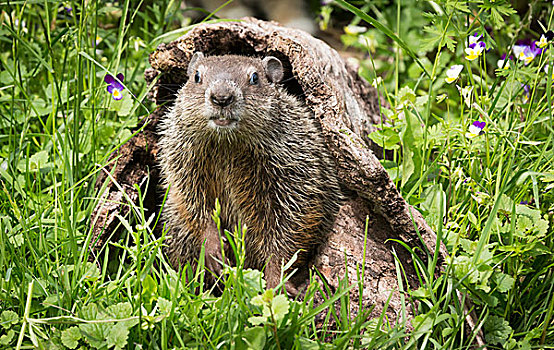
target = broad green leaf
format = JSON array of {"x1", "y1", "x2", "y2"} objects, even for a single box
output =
[
  {"x1": 398, "y1": 86, "x2": 416, "y2": 107},
  {"x1": 411, "y1": 312, "x2": 434, "y2": 333},
  {"x1": 30, "y1": 97, "x2": 52, "y2": 117},
  {"x1": 115, "y1": 96, "x2": 134, "y2": 117},
  {"x1": 401, "y1": 149, "x2": 415, "y2": 187},
  {"x1": 142, "y1": 275, "x2": 158, "y2": 305},
  {"x1": 498, "y1": 194, "x2": 514, "y2": 215},
  {"x1": 157, "y1": 297, "x2": 172, "y2": 316},
  {"x1": 484, "y1": 315, "x2": 512, "y2": 345},
  {"x1": 106, "y1": 302, "x2": 138, "y2": 329},
  {"x1": 298, "y1": 337, "x2": 321, "y2": 350},
  {"x1": 271, "y1": 295, "x2": 289, "y2": 322},
  {"x1": 79, "y1": 304, "x2": 109, "y2": 349},
  {"x1": 61, "y1": 327, "x2": 82, "y2": 349},
  {"x1": 107, "y1": 323, "x2": 129, "y2": 350},
  {"x1": 368, "y1": 128, "x2": 401, "y2": 150},
  {"x1": 494, "y1": 273, "x2": 515, "y2": 293},
  {"x1": 0, "y1": 330, "x2": 14, "y2": 345},
  {"x1": 250, "y1": 294, "x2": 265, "y2": 307},
  {"x1": 421, "y1": 22, "x2": 456, "y2": 52},
  {"x1": 248, "y1": 316, "x2": 267, "y2": 326},
  {"x1": 241, "y1": 327, "x2": 266, "y2": 349},
  {"x1": 142, "y1": 275, "x2": 158, "y2": 295},
  {"x1": 243, "y1": 269, "x2": 265, "y2": 293}
]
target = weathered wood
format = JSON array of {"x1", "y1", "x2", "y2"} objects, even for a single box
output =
[{"x1": 92, "y1": 17, "x2": 443, "y2": 321}]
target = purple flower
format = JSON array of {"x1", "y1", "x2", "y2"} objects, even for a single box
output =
[
  {"x1": 64, "y1": 6, "x2": 72, "y2": 14},
  {"x1": 471, "y1": 42, "x2": 486, "y2": 50},
  {"x1": 474, "y1": 121, "x2": 486, "y2": 129},
  {"x1": 104, "y1": 73, "x2": 124, "y2": 100},
  {"x1": 514, "y1": 41, "x2": 544, "y2": 64},
  {"x1": 520, "y1": 200, "x2": 529, "y2": 205},
  {"x1": 466, "y1": 120, "x2": 486, "y2": 138},
  {"x1": 465, "y1": 41, "x2": 486, "y2": 61}
]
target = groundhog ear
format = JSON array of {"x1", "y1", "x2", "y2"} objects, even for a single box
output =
[
  {"x1": 187, "y1": 52, "x2": 204, "y2": 77},
  {"x1": 262, "y1": 56, "x2": 284, "y2": 83}
]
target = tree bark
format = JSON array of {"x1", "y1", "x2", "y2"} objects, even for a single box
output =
[{"x1": 92, "y1": 17, "x2": 444, "y2": 321}]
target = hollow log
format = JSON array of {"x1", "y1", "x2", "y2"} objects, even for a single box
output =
[{"x1": 91, "y1": 18, "x2": 443, "y2": 321}]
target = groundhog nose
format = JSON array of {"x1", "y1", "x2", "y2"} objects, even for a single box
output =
[{"x1": 210, "y1": 93, "x2": 234, "y2": 107}]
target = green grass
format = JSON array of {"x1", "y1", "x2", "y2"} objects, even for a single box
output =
[{"x1": 1, "y1": 0, "x2": 554, "y2": 348}]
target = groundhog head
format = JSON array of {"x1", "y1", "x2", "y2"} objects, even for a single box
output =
[{"x1": 173, "y1": 52, "x2": 285, "y2": 138}]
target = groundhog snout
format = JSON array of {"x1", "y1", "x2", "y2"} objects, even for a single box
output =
[
  {"x1": 208, "y1": 83, "x2": 238, "y2": 108},
  {"x1": 210, "y1": 92, "x2": 234, "y2": 107}
]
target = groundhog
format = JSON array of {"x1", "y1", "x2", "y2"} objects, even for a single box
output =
[{"x1": 159, "y1": 52, "x2": 341, "y2": 290}]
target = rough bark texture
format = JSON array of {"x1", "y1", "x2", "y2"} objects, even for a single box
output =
[{"x1": 92, "y1": 18, "x2": 444, "y2": 321}]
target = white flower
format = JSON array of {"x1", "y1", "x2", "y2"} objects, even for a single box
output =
[
  {"x1": 456, "y1": 85, "x2": 474, "y2": 108},
  {"x1": 497, "y1": 59, "x2": 506, "y2": 69},
  {"x1": 436, "y1": 94, "x2": 447, "y2": 103},
  {"x1": 344, "y1": 25, "x2": 367, "y2": 35},
  {"x1": 445, "y1": 65, "x2": 464, "y2": 84},
  {"x1": 468, "y1": 33, "x2": 482, "y2": 45},
  {"x1": 513, "y1": 45, "x2": 539, "y2": 65},
  {"x1": 465, "y1": 42, "x2": 486, "y2": 61},
  {"x1": 13, "y1": 18, "x2": 28, "y2": 34},
  {"x1": 537, "y1": 34, "x2": 548, "y2": 49},
  {"x1": 371, "y1": 76, "x2": 383, "y2": 88},
  {"x1": 465, "y1": 121, "x2": 486, "y2": 139}
]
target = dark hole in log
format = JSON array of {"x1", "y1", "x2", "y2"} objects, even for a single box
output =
[{"x1": 154, "y1": 42, "x2": 306, "y2": 106}]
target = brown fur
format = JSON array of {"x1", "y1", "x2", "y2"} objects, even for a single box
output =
[{"x1": 158, "y1": 54, "x2": 341, "y2": 289}]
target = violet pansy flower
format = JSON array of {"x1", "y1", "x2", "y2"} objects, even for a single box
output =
[
  {"x1": 465, "y1": 41, "x2": 486, "y2": 61},
  {"x1": 514, "y1": 42, "x2": 543, "y2": 65},
  {"x1": 466, "y1": 120, "x2": 486, "y2": 138},
  {"x1": 105, "y1": 73, "x2": 125, "y2": 101}
]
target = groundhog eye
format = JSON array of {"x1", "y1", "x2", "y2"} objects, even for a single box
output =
[
  {"x1": 194, "y1": 71, "x2": 201, "y2": 84},
  {"x1": 249, "y1": 72, "x2": 259, "y2": 85}
]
